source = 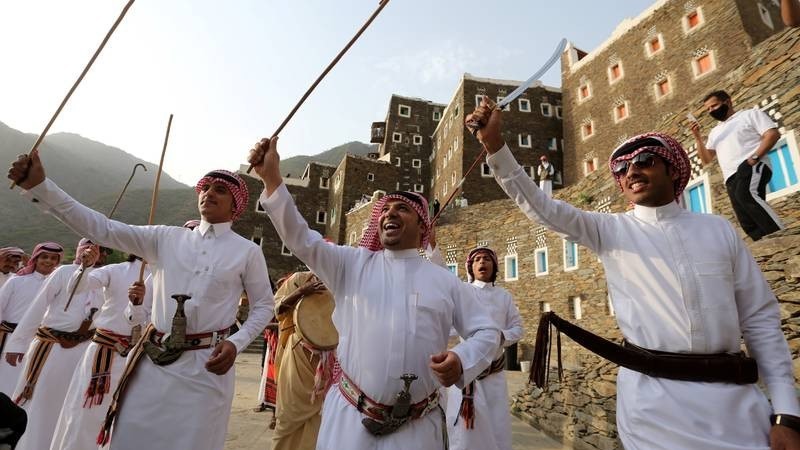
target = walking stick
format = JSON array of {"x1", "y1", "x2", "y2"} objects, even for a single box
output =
[
  {"x1": 10, "y1": 0, "x2": 137, "y2": 189},
  {"x1": 246, "y1": 0, "x2": 391, "y2": 173}
]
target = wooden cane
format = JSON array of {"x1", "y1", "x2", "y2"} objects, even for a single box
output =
[
  {"x1": 10, "y1": 0, "x2": 137, "y2": 189},
  {"x1": 109, "y1": 163, "x2": 147, "y2": 219},
  {"x1": 138, "y1": 114, "x2": 173, "y2": 283},
  {"x1": 246, "y1": 0, "x2": 391, "y2": 173}
]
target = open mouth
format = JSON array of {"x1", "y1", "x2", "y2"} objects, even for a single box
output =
[{"x1": 628, "y1": 180, "x2": 648, "y2": 193}]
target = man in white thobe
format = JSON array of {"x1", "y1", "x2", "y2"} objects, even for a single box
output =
[
  {"x1": 5, "y1": 240, "x2": 101, "y2": 450},
  {"x1": 466, "y1": 99, "x2": 800, "y2": 449},
  {"x1": 49, "y1": 256, "x2": 152, "y2": 450},
  {"x1": 0, "y1": 247, "x2": 25, "y2": 289},
  {"x1": 7, "y1": 154, "x2": 273, "y2": 450},
  {"x1": 0, "y1": 242, "x2": 63, "y2": 396},
  {"x1": 444, "y1": 247, "x2": 522, "y2": 450},
  {"x1": 536, "y1": 155, "x2": 554, "y2": 197},
  {"x1": 248, "y1": 137, "x2": 500, "y2": 450}
]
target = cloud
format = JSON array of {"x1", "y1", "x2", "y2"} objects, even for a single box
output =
[{"x1": 374, "y1": 40, "x2": 479, "y2": 85}]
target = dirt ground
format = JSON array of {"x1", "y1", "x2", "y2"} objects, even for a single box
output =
[{"x1": 225, "y1": 353, "x2": 569, "y2": 450}]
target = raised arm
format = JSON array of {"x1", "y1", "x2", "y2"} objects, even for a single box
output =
[
  {"x1": 467, "y1": 100, "x2": 603, "y2": 253},
  {"x1": 689, "y1": 121, "x2": 716, "y2": 166},
  {"x1": 8, "y1": 150, "x2": 162, "y2": 262}
]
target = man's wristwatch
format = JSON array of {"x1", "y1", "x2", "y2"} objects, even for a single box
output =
[
  {"x1": 749, "y1": 153, "x2": 760, "y2": 161},
  {"x1": 771, "y1": 414, "x2": 800, "y2": 433}
]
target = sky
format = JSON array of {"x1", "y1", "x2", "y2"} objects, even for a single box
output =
[{"x1": 0, "y1": 0, "x2": 654, "y2": 186}]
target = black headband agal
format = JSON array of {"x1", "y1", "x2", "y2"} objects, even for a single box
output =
[
  {"x1": 386, "y1": 191, "x2": 424, "y2": 209},
  {"x1": 40, "y1": 245, "x2": 63, "y2": 253},
  {"x1": 610, "y1": 137, "x2": 667, "y2": 161},
  {"x1": 203, "y1": 171, "x2": 242, "y2": 188}
]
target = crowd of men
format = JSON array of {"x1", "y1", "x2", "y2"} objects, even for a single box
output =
[{"x1": 0, "y1": 77, "x2": 798, "y2": 450}]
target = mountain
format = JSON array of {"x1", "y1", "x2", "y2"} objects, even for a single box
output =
[
  {"x1": 280, "y1": 141, "x2": 377, "y2": 177},
  {"x1": 0, "y1": 121, "x2": 374, "y2": 252}
]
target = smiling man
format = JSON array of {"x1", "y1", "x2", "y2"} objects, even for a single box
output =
[
  {"x1": 0, "y1": 247, "x2": 26, "y2": 289},
  {"x1": 7, "y1": 151, "x2": 273, "y2": 450},
  {"x1": 248, "y1": 136, "x2": 499, "y2": 450},
  {"x1": 467, "y1": 99, "x2": 800, "y2": 449}
]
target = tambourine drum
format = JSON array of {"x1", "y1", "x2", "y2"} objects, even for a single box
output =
[{"x1": 293, "y1": 290, "x2": 338, "y2": 351}]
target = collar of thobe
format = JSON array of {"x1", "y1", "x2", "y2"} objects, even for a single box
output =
[
  {"x1": 198, "y1": 220, "x2": 232, "y2": 237},
  {"x1": 384, "y1": 248, "x2": 422, "y2": 259},
  {"x1": 472, "y1": 280, "x2": 490, "y2": 289},
  {"x1": 632, "y1": 201, "x2": 683, "y2": 223}
]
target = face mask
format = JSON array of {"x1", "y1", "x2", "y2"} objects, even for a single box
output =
[{"x1": 709, "y1": 103, "x2": 729, "y2": 121}]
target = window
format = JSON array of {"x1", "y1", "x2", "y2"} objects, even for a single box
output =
[
  {"x1": 683, "y1": 173, "x2": 712, "y2": 213},
  {"x1": 583, "y1": 157, "x2": 599, "y2": 176},
  {"x1": 540, "y1": 103, "x2": 552, "y2": 117},
  {"x1": 682, "y1": 7, "x2": 705, "y2": 33},
  {"x1": 654, "y1": 78, "x2": 672, "y2": 100},
  {"x1": 451, "y1": 172, "x2": 457, "y2": 187},
  {"x1": 548, "y1": 137, "x2": 558, "y2": 151},
  {"x1": 578, "y1": 83, "x2": 592, "y2": 101},
  {"x1": 412, "y1": 159, "x2": 422, "y2": 168},
  {"x1": 255, "y1": 202, "x2": 266, "y2": 214},
  {"x1": 523, "y1": 166, "x2": 535, "y2": 178},
  {"x1": 330, "y1": 207, "x2": 336, "y2": 224},
  {"x1": 392, "y1": 132, "x2": 402, "y2": 143},
  {"x1": 475, "y1": 94, "x2": 485, "y2": 107},
  {"x1": 555, "y1": 106, "x2": 562, "y2": 119},
  {"x1": 504, "y1": 255, "x2": 519, "y2": 281},
  {"x1": 519, "y1": 98, "x2": 531, "y2": 112},
  {"x1": 692, "y1": 51, "x2": 716, "y2": 79},
  {"x1": 367, "y1": 172, "x2": 374, "y2": 181},
  {"x1": 758, "y1": 3, "x2": 774, "y2": 29},
  {"x1": 433, "y1": 110, "x2": 442, "y2": 121},
  {"x1": 481, "y1": 163, "x2": 493, "y2": 177},
  {"x1": 319, "y1": 177, "x2": 330, "y2": 189},
  {"x1": 518, "y1": 134, "x2": 532, "y2": 148},
  {"x1": 316, "y1": 211, "x2": 327, "y2": 224},
  {"x1": 413, "y1": 135, "x2": 423, "y2": 146},
  {"x1": 645, "y1": 34, "x2": 664, "y2": 57},
  {"x1": 454, "y1": 137, "x2": 459, "y2": 152},
  {"x1": 614, "y1": 102, "x2": 630, "y2": 123},
  {"x1": 447, "y1": 263, "x2": 458, "y2": 275},
  {"x1": 572, "y1": 296, "x2": 583, "y2": 320},
  {"x1": 394, "y1": 157, "x2": 401, "y2": 167},
  {"x1": 608, "y1": 62, "x2": 624, "y2": 84},
  {"x1": 581, "y1": 121, "x2": 594, "y2": 140},
  {"x1": 766, "y1": 131, "x2": 800, "y2": 199},
  {"x1": 496, "y1": 97, "x2": 511, "y2": 111},
  {"x1": 398, "y1": 104, "x2": 411, "y2": 118},
  {"x1": 349, "y1": 231, "x2": 357, "y2": 245},
  {"x1": 563, "y1": 240, "x2": 579, "y2": 271},
  {"x1": 281, "y1": 243, "x2": 292, "y2": 256},
  {"x1": 534, "y1": 247, "x2": 548, "y2": 276},
  {"x1": 252, "y1": 236, "x2": 262, "y2": 247},
  {"x1": 413, "y1": 184, "x2": 424, "y2": 193},
  {"x1": 541, "y1": 302, "x2": 551, "y2": 313}
]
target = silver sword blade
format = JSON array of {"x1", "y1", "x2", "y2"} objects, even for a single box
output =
[{"x1": 496, "y1": 38, "x2": 568, "y2": 109}]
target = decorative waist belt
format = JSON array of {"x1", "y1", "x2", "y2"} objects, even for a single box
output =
[
  {"x1": 82, "y1": 329, "x2": 134, "y2": 409},
  {"x1": 14, "y1": 326, "x2": 94, "y2": 406},
  {"x1": 530, "y1": 312, "x2": 759, "y2": 389},
  {"x1": 98, "y1": 323, "x2": 233, "y2": 445},
  {"x1": 338, "y1": 371, "x2": 440, "y2": 433},
  {"x1": 457, "y1": 353, "x2": 506, "y2": 429},
  {"x1": 0, "y1": 320, "x2": 18, "y2": 355}
]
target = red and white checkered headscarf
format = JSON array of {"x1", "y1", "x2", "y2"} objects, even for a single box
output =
[
  {"x1": 73, "y1": 238, "x2": 98, "y2": 265},
  {"x1": 0, "y1": 247, "x2": 25, "y2": 260},
  {"x1": 358, "y1": 191, "x2": 430, "y2": 252},
  {"x1": 194, "y1": 170, "x2": 249, "y2": 221},
  {"x1": 465, "y1": 247, "x2": 498, "y2": 283},
  {"x1": 608, "y1": 132, "x2": 691, "y2": 199},
  {"x1": 17, "y1": 242, "x2": 63, "y2": 276}
]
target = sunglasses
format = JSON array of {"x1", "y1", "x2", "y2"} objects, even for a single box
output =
[{"x1": 611, "y1": 152, "x2": 659, "y2": 176}]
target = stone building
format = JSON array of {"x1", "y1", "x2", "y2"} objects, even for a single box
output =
[
  {"x1": 560, "y1": 0, "x2": 785, "y2": 186},
  {"x1": 431, "y1": 74, "x2": 563, "y2": 207},
  {"x1": 370, "y1": 95, "x2": 445, "y2": 197},
  {"x1": 233, "y1": 162, "x2": 334, "y2": 281}
]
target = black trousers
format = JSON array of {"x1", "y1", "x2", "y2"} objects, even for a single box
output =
[
  {"x1": 0, "y1": 392, "x2": 27, "y2": 448},
  {"x1": 725, "y1": 160, "x2": 783, "y2": 241}
]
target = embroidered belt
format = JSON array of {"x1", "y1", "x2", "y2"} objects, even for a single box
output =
[
  {"x1": 82, "y1": 329, "x2": 133, "y2": 409},
  {"x1": 47, "y1": 326, "x2": 96, "y2": 348},
  {"x1": 151, "y1": 327, "x2": 231, "y2": 351},
  {"x1": 338, "y1": 371, "x2": 439, "y2": 423},
  {"x1": 457, "y1": 354, "x2": 506, "y2": 429},
  {"x1": 93, "y1": 328, "x2": 133, "y2": 355},
  {"x1": 0, "y1": 320, "x2": 17, "y2": 355}
]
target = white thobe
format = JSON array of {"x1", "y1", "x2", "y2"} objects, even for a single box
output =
[
  {"x1": 0, "y1": 271, "x2": 49, "y2": 395},
  {"x1": 49, "y1": 260, "x2": 153, "y2": 450},
  {"x1": 7, "y1": 263, "x2": 101, "y2": 450},
  {"x1": 0, "y1": 271, "x2": 14, "y2": 290},
  {"x1": 487, "y1": 144, "x2": 800, "y2": 449},
  {"x1": 537, "y1": 163, "x2": 554, "y2": 197},
  {"x1": 20, "y1": 178, "x2": 274, "y2": 450},
  {"x1": 446, "y1": 280, "x2": 522, "y2": 450},
  {"x1": 260, "y1": 183, "x2": 500, "y2": 450}
]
